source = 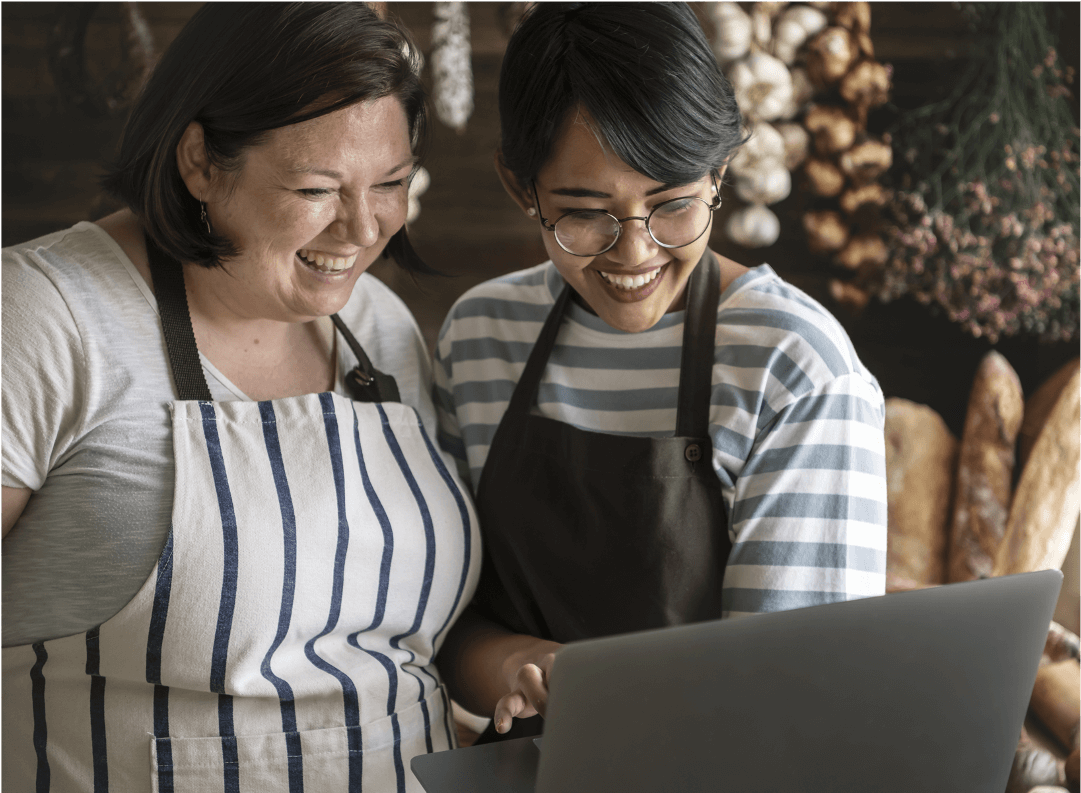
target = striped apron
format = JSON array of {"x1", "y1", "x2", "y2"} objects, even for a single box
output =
[{"x1": 2, "y1": 390, "x2": 480, "y2": 792}]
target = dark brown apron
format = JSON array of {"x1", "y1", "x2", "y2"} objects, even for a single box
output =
[{"x1": 471, "y1": 251, "x2": 731, "y2": 741}]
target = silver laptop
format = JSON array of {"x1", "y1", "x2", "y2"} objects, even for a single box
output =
[{"x1": 412, "y1": 570, "x2": 1062, "y2": 792}]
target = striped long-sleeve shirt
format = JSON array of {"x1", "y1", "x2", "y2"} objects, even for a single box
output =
[{"x1": 434, "y1": 261, "x2": 887, "y2": 617}]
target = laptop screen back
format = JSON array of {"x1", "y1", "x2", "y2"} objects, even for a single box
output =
[{"x1": 535, "y1": 571, "x2": 1062, "y2": 793}]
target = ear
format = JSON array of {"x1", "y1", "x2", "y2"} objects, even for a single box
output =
[
  {"x1": 176, "y1": 121, "x2": 215, "y2": 202},
  {"x1": 493, "y1": 150, "x2": 536, "y2": 216}
]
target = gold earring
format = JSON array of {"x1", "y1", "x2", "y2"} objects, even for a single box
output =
[{"x1": 527, "y1": 208, "x2": 537, "y2": 217}]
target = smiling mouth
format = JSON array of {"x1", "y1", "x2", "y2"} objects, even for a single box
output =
[
  {"x1": 598, "y1": 266, "x2": 663, "y2": 291},
  {"x1": 298, "y1": 248, "x2": 358, "y2": 273}
]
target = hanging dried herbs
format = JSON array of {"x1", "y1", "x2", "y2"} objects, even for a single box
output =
[{"x1": 875, "y1": 3, "x2": 1079, "y2": 342}]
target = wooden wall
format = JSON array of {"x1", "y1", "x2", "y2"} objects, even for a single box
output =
[{"x1": 2, "y1": 1, "x2": 1078, "y2": 439}]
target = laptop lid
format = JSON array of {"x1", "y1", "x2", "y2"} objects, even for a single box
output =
[{"x1": 535, "y1": 570, "x2": 1062, "y2": 793}]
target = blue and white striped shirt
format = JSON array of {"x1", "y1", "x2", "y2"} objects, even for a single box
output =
[{"x1": 434, "y1": 261, "x2": 887, "y2": 617}]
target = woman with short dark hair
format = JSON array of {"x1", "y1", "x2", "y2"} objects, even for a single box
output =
[
  {"x1": 435, "y1": 2, "x2": 887, "y2": 742},
  {"x1": 2, "y1": 4, "x2": 479, "y2": 790}
]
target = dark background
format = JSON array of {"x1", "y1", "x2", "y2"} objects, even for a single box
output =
[{"x1": 2, "y1": 1, "x2": 1078, "y2": 438}]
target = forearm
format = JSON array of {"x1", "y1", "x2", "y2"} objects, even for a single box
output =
[{"x1": 437, "y1": 607, "x2": 560, "y2": 717}]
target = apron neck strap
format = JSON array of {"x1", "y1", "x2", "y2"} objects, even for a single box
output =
[
  {"x1": 675, "y1": 248, "x2": 719, "y2": 438},
  {"x1": 144, "y1": 232, "x2": 399, "y2": 403},
  {"x1": 146, "y1": 234, "x2": 213, "y2": 401},
  {"x1": 507, "y1": 249, "x2": 720, "y2": 437},
  {"x1": 502, "y1": 281, "x2": 574, "y2": 422}
]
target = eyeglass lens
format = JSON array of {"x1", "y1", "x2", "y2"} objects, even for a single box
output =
[{"x1": 553, "y1": 197, "x2": 712, "y2": 256}]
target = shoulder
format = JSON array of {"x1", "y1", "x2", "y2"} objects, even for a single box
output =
[
  {"x1": 4, "y1": 222, "x2": 147, "y2": 311},
  {"x1": 716, "y1": 265, "x2": 883, "y2": 406},
  {"x1": 446, "y1": 262, "x2": 557, "y2": 326}
]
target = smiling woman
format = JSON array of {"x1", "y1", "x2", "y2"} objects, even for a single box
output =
[
  {"x1": 433, "y1": 1, "x2": 888, "y2": 745},
  {"x1": 1, "y1": 4, "x2": 479, "y2": 791}
]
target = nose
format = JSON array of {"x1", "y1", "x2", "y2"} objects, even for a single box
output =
[
  {"x1": 334, "y1": 194, "x2": 381, "y2": 248},
  {"x1": 605, "y1": 217, "x2": 657, "y2": 266}
]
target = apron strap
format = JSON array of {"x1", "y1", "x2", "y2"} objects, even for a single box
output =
[
  {"x1": 144, "y1": 233, "x2": 399, "y2": 403},
  {"x1": 146, "y1": 234, "x2": 213, "y2": 401},
  {"x1": 504, "y1": 250, "x2": 720, "y2": 437},
  {"x1": 675, "y1": 249, "x2": 720, "y2": 438},
  {"x1": 330, "y1": 314, "x2": 401, "y2": 403},
  {"x1": 501, "y1": 281, "x2": 575, "y2": 426}
]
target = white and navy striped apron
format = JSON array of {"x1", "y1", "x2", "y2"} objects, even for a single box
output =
[{"x1": 3, "y1": 390, "x2": 480, "y2": 792}]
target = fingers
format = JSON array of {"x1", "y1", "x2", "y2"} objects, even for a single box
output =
[
  {"x1": 493, "y1": 662, "x2": 551, "y2": 733},
  {"x1": 515, "y1": 662, "x2": 549, "y2": 718},
  {"x1": 493, "y1": 689, "x2": 533, "y2": 734}
]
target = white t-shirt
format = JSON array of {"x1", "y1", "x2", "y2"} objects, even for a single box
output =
[{"x1": 2, "y1": 221, "x2": 439, "y2": 646}]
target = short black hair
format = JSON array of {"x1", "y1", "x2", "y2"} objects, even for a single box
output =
[
  {"x1": 103, "y1": 2, "x2": 429, "y2": 271},
  {"x1": 498, "y1": 2, "x2": 744, "y2": 190}
]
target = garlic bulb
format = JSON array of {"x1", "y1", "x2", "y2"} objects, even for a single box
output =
[
  {"x1": 803, "y1": 157, "x2": 846, "y2": 197},
  {"x1": 839, "y1": 182, "x2": 889, "y2": 214},
  {"x1": 431, "y1": 2, "x2": 473, "y2": 132},
  {"x1": 840, "y1": 60, "x2": 892, "y2": 109},
  {"x1": 773, "y1": 5, "x2": 828, "y2": 65},
  {"x1": 709, "y1": 3, "x2": 753, "y2": 64},
  {"x1": 728, "y1": 52, "x2": 794, "y2": 123},
  {"x1": 726, "y1": 204, "x2": 781, "y2": 248},
  {"x1": 751, "y1": 5, "x2": 775, "y2": 49},
  {"x1": 728, "y1": 122, "x2": 785, "y2": 178},
  {"x1": 829, "y1": 278, "x2": 870, "y2": 310},
  {"x1": 806, "y1": 27, "x2": 857, "y2": 86},
  {"x1": 735, "y1": 158, "x2": 791, "y2": 205},
  {"x1": 802, "y1": 210, "x2": 849, "y2": 253},
  {"x1": 784, "y1": 5, "x2": 829, "y2": 37},
  {"x1": 804, "y1": 104, "x2": 857, "y2": 154},
  {"x1": 774, "y1": 66, "x2": 814, "y2": 120},
  {"x1": 835, "y1": 233, "x2": 888, "y2": 269},
  {"x1": 839, "y1": 139, "x2": 893, "y2": 183},
  {"x1": 775, "y1": 122, "x2": 811, "y2": 170},
  {"x1": 406, "y1": 166, "x2": 431, "y2": 224}
]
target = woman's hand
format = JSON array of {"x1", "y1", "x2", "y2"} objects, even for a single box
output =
[
  {"x1": 493, "y1": 640, "x2": 560, "y2": 733},
  {"x1": 436, "y1": 608, "x2": 563, "y2": 733}
]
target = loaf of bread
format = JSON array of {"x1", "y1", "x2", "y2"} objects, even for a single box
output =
[
  {"x1": 884, "y1": 398, "x2": 956, "y2": 589},
  {"x1": 993, "y1": 363, "x2": 1080, "y2": 576},
  {"x1": 947, "y1": 351, "x2": 1024, "y2": 582},
  {"x1": 1029, "y1": 659, "x2": 1081, "y2": 752},
  {"x1": 1019, "y1": 359, "x2": 1080, "y2": 473}
]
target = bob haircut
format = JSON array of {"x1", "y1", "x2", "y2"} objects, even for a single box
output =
[
  {"x1": 103, "y1": 2, "x2": 430, "y2": 271},
  {"x1": 499, "y1": 2, "x2": 745, "y2": 191}
]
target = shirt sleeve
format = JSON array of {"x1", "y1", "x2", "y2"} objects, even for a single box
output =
[
  {"x1": 1, "y1": 250, "x2": 88, "y2": 490},
  {"x1": 721, "y1": 371, "x2": 888, "y2": 617},
  {"x1": 431, "y1": 313, "x2": 472, "y2": 486}
]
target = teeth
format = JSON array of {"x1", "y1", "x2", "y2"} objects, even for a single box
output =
[
  {"x1": 298, "y1": 248, "x2": 357, "y2": 273},
  {"x1": 599, "y1": 267, "x2": 661, "y2": 290}
]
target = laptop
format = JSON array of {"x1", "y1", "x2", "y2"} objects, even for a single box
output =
[{"x1": 412, "y1": 570, "x2": 1062, "y2": 792}]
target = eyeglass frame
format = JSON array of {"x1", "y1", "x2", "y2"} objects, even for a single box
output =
[{"x1": 530, "y1": 170, "x2": 723, "y2": 257}]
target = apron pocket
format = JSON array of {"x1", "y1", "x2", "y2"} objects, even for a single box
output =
[{"x1": 150, "y1": 688, "x2": 450, "y2": 792}]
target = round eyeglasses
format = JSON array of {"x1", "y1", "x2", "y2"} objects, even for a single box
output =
[{"x1": 531, "y1": 173, "x2": 722, "y2": 257}]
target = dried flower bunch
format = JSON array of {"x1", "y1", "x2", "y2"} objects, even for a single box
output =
[{"x1": 872, "y1": 3, "x2": 1079, "y2": 343}]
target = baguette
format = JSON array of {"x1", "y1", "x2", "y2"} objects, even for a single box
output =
[
  {"x1": 1019, "y1": 359, "x2": 1080, "y2": 473},
  {"x1": 947, "y1": 351, "x2": 1024, "y2": 582},
  {"x1": 993, "y1": 364, "x2": 1080, "y2": 576},
  {"x1": 884, "y1": 399, "x2": 955, "y2": 588}
]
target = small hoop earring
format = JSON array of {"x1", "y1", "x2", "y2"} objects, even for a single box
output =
[
  {"x1": 200, "y1": 202, "x2": 212, "y2": 234},
  {"x1": 526, "y1": 208, "x2": 537, "y2": 217}
]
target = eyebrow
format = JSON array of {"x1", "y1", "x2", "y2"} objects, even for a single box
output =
[
  {"x1": 549, "y1": 182, "x2": 695, "y2": 199},
  {"x1": 287, "y1": 156, "x2": 418, "y2": 180}
]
